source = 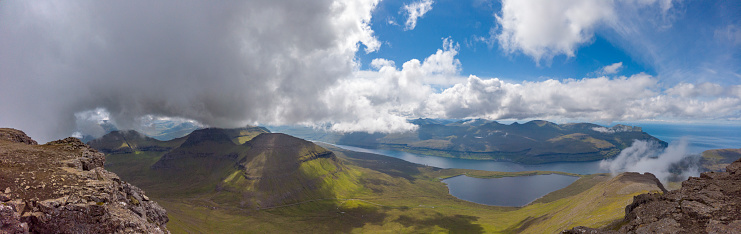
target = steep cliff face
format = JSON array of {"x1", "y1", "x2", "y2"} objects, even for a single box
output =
[
  {"x1": 0, "y1": 128, "x2": 168, "y2": 233},
  {"x1": 566, "y1": 157, "x2": 741, "y2": 233}
]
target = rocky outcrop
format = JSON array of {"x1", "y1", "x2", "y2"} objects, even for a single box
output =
[
  {"x1": 0, "y1": 128, "x2": 168, "y2": 233},
  {"x1": 0, "y1": 128, "x2": 37, "y2": 145},
  {"x1": 565, "y1": 157, "x2": 741, "y2": 233}
]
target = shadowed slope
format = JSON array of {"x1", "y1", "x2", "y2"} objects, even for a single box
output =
[{"x1": 219, "y1": 133, "x2": 362, "y2": 208}]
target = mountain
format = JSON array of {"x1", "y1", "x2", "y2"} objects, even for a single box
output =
[
  {"x1": 700, "y1": 148, "x2": 741, "y2": 172},
  {"x1": 94, "y1": 127, "x2": 360, "y2": 209},
  {"x1": 272, "y1": 119, "x2": 667, "y2": 164},
  {"x1": 77, "y1": 120, "x2": 118, "y2": 143},
  {"x1": 88, "y1": 127, "x2": 674, "y2": 233},
  {"x1": 217, "y1": 133, "x2": 361, "y2": 208},
  {"x1": 0, "y1": 128, "x2": 168, "y2": 233},
  {"x1": 567, "y1": 156, "x2": 741, "y2": 233},
  {"x1": 88, "y1": 130, "x2": 182, "y2": 154}
]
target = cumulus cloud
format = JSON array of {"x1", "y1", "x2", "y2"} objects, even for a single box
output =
[
  {"x1": 322, "y1": 38, "x2": 461, "y2": 133},
  {"x1": 418, "y1": 74, "x2": 741, "y2": 121},
  {"x1": 403, "y1": 0, "x2": 434, "y2": 30},
  {"x1": 599, "y1": 62, "x2": 624, "y2": 75},
  {"x1": 665, "y1": 82, "x2": 733, "y2": 98},
  {"x1": 494, "y1": 0, "x2": 679, "y2": 64},
  {"x1": 321, "y1": 39, "x2": 740, "y2": 133},
  {"x1": 495, "y1": 0, "x2": 616, "y2": 63},
  {"x1": 600, "y1": 139, "x2": 699, "y2": 184},
  {"x1": 0, "y1": 0, "x2": 380, "y2": 142}
]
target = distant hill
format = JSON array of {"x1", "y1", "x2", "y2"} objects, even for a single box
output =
[
  {"x1": 700, "y1": 148, "x2": 741, "y2": 172},
  {"x1": 272, "y1": 119, "x2": 667, "y2": 164}
]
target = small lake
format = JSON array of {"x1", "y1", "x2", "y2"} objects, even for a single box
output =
[
  {"x1": 442, "y1": 174, "x2": 580, "y2": 207},
  {"x1": 329, "y1": 144, "x2": 607, "y2": 174}
]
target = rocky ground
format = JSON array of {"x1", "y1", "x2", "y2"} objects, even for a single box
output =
[
  {"x1": 566, "y1": 157, "x2": 741, "y2": 233},
  {"x1": 0, "y1": 128, "x2": 168, "y2": 233}
]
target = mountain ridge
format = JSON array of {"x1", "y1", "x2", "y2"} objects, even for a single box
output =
[{"x1": 273, "y1": 119, "x2": 667, "y2": 164}]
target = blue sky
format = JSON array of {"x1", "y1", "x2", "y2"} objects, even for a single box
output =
[
  {"x1": 1, "y1": 0, "x2": 740, "y2": 141},
  {"x1": 357, "y1": 0, "x2": 739, "y2": 85}
]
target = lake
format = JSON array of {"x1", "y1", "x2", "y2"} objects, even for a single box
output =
[
  {"x1": 330, "y1": 143, "x2": 607, "y2": 174},
  {"x1": 441, "y1": 174, "x2": 579, "y2": 207}
]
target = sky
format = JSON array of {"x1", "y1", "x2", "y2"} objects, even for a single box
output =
[{"x1": 1, "y1": 0, "x2": 740, "y2": 142}]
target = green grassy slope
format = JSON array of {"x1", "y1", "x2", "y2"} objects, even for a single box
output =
[
  {"x1": 96, "y1": 129, "x2": 665, "y2": 233},
  {"x1": 701, "y1": 148, "x2": 741, "y2": 172}
]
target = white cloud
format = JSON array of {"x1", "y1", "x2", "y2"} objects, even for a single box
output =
[
  {"x1": 665, "y1": 82, "x2": 731, "y2": 98},
  {"x1": 495, "y1": 0, "x2": 616, "y2": 63},
  {"x1": 321, "y1": 39, "x2": 741, "y2": 133},
  {"x1": 403, "y1": 0, "x2": 434, "y2": 30},
  {"x1": 418, "y1": 74, "x2": 741, "y2": 122},
  {"x1": 321, "y1": 39, "x2": 461, "y2": 133},
  {"x1": 600, "y1": 139, "x2": 698, "y2": 183},
  {"x1": 494, "y1": 0, "x2": 679, "y2": 65},
  {"x1": 0, "y1": 0, "x2": 381, "y2": 142},
  {"x1": 599, "y1": 62, "x2": 623, "y2": 75}
]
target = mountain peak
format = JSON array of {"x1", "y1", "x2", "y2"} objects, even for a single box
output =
[{"x1": 180, "y1": 128, "x2": 234, "y2": 147}]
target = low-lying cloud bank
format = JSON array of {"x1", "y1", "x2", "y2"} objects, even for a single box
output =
[{"x1": 600, "y1": 139, "x2": 700, "y2": 184}]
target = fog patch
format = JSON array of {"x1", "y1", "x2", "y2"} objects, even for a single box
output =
[
  {"x1": 600, "y1": 139, "x2": 700, "y2": 184},
  {"x1": 72, "y1": 108, "x2": 115, "y2": 139}
]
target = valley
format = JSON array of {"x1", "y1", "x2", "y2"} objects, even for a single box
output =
[{"x1": 93, "y1": 127, "x2": 667, "y2": 233}]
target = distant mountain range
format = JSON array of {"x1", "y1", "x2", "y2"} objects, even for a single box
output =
[{"x1": 272, "y1": 119, "x2": 667, "y2": 164}]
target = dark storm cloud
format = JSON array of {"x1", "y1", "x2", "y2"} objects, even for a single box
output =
[{"x1": 0, "y1": 0, "x2": 379, "y2": 142}]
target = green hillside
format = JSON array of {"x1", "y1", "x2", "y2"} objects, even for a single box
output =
[
  {"x1": 93, "y1": 128, "x2": 666, "y2": 233},
  {"x1": 700, "y1": 148, "x2": 741, "y2": 171}
]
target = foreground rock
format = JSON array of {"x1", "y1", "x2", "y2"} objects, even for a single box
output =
[
  {"x1": 0, "y1": 128, "x2": 168, "y2": 233},
  {"x1": 566, "y1": 157, "x2": 741, "y2": 233}
]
